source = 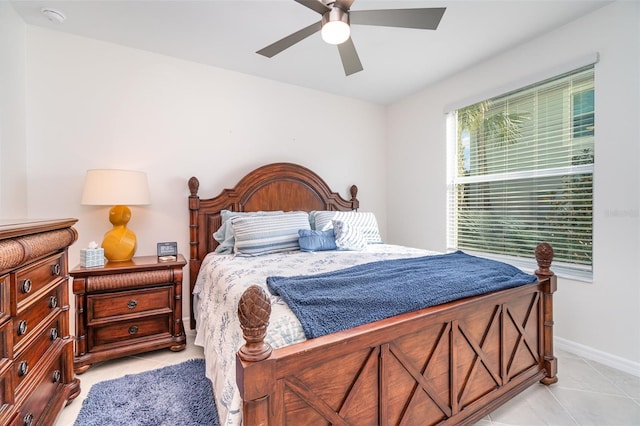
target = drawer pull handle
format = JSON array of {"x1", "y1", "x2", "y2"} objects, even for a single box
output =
[
  {"x1": 17, "y1": 320, "x2": 27, "y2": 336},
  {"x1": 127, "y1": 300, "x2": 138, "y2": 309},
  {"x1": 50, "y1": 328, "x2": 59, "y2": 341},
  {"x1": 21, "y1": 279, "x2": 32, "y2": 294},
  {"x1": 52, "y1": 370, "x2": 61, "y2": 383},
  {"x1": 51, "y1": 263, "x2": 61, "y2": 276},
  {"x1": 23, "y1": 413, "x2": 34, "y2": 426},
  {"x1": 18, "y1": 360, "x2": 28, "y2": 377},
  {"x1": 49, "y1": 296, "x2": 58, "y2": 309},
  {"x1": 128, "y1": 325, "x2": 138, "y2": 335}
]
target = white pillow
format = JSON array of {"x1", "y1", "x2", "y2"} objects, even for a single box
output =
[
  {"x1": 232, "y1": 212, "x2": 311, "y2": 256},
  {"x1": 333, "y1": 220, "x2": 367, "y2": 251},
  {"x1": 311, "y1": 211, "x2": 382, "y2": 244}
]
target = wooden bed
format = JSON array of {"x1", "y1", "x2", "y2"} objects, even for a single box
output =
[{"x1": 188, "y1": 162, "x2": 558, "y2": 426}]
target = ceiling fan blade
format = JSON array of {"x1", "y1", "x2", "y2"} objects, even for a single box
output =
[
  {"x1": 256, "y1": 21, "x2": 322, "y2": 58},
  {"x1": 337, "y1": 38, "x2": 363, "y2": 76},
  {"x1": 350, "y1": 7, "x2": 446, "y2": 30},
  {"x1": 294, "y1": 0, "x2": 330, "y2": 15}
]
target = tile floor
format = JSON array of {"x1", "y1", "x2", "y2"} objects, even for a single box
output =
[{"x1": 56, "y1": 332, "x2": 640, "y2": 426}]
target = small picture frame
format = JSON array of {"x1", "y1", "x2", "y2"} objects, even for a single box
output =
[{"x1": 157, "y1": 242, "x2": 178, "y2": 261}]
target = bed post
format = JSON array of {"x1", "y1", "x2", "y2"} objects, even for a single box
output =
[
  {"x1": 188, "y1": 176, "x2": 201, "y2": 330},
  {"x1": 349, "y1": 185, "x2": 359, "y2": 210},
  {"x1": 534, "y1": 242, "x2": 558, "y2": 385},
  {"x1": 237, "y1": 285, "x2": 274, "y2": 425}
]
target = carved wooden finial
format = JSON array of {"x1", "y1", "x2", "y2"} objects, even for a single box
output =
[
  {"x1": 535, "y1": 242, "x2": 555, "y2": 277},
  {"x1": 237, "y1": 285, "x2": 272, "y2": 362},
  {"x1": 188, "y1": 176, "x2": 200, "y2": 196},
  {"x1": 349, "y1": 185, "x2": 360, "y2": 210}
]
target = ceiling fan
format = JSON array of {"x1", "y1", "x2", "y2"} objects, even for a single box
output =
[{"x1": 256, "y1": 0, "x2": 446, "y2": 76}]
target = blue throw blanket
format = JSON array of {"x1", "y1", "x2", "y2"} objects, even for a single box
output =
[{"x1": 266, "y1": 251, "x2": 537, "y2": 339}]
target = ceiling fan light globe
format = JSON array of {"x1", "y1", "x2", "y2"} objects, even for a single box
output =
[{"x1": 322, "y1": 21, "x2": 350, "y2": 45}]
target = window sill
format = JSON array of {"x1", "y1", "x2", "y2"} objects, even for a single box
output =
[{"x1": 456, "y1": 249, "x2": 593, "y2": 283}]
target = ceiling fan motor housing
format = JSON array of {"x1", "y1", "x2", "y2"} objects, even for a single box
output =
[{"x1": 322, "y1": 5, "x2": 349, "y2": 25}]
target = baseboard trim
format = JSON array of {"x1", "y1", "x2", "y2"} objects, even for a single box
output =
[{"x1": 556, "y1": 336, "x2": 640, "y2": 377}]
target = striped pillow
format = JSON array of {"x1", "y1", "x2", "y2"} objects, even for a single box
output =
[
  {"x1": 213, "y1": 210, "x2": 283, "y2": 254},
  {"x1": 232, "y1": 212, "x2": 311, "y2": 256},
  {"x1": 333, "y1": 220, "x2": 367, "y2": 251},
  {"x1": 311, "y1": 211, "x2": 382, "y2": 244}
]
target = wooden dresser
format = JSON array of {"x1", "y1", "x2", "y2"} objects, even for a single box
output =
[{"x1": 0, "y1": 219, "x2": 80, "y2": 426}]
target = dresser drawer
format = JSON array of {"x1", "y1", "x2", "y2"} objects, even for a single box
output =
[
  {"x1": 13, "y1": 315, "x2": 62, "y2": 395},
  {"x1": 0, "y1": 275, "x2": 9, "y2": 322},
  {"x1": 87, "y1": 286, "x2": 172, "y2": 324},
  {"x1": 13, "y1": 283, "x2": 63, "y2": 350},
  {"x1": 12, "y1": 254, "x2": 64, "y2": 311},
  {"x1": 89, "y1": 314, "x2": 171, "y2": 351},
  {"x1": 0, "y1": 320, "x2": 11, "y2": 364},
  {"x1": 16, "y1": 352, "x2": 64, "y2": 426},
  {"x1": 0, "y1": 361, "x2": 13, "y2": 411}
]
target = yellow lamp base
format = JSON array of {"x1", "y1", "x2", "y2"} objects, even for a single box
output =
[{"x1": 102, "y1": 205, "x2": 137, "y2": 262}]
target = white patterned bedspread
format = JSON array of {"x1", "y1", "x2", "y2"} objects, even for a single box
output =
[{"x1": 192, "y1": 244, "x2": 435, "y2": 426}]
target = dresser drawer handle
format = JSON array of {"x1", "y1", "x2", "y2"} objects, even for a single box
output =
[
  {"x1": 21, "y1": 279, "x2": 32, "y2": 294},
  {"x1": 50, "y1": 328, "x2": 59, "y2": 341},
  {"x1": 51, "y1": 263, "x2": 61, "y2": 276},
  {"x1": 128, "y1": 325, "x2": 138, "y2": 335},
  {"x1": 52, "y1": 369, "x2": 61, "y2": 383},
  {"x1": 23, "y1": 413, "x2": 34, "y2": 426},
  {"x1": 49, "y1": 296, "x2": 58, "y2": 309},
  {"x1": 18, "y1": 360, "x2": 28, "y2": 377},
  {"x1": 127, "y1": 300, "x2": 138, "y2": 309},
  {"x1": 17, "y1": 320, "x2": 27, "y2": 336}
]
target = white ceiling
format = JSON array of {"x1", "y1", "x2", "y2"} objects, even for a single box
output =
[{"x1": 10, "y1": 0, "x2": 611, "y2": 105}]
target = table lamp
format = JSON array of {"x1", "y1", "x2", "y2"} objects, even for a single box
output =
[{"x1": 81, "y1": 169, "x2": 151, "y2": 262}]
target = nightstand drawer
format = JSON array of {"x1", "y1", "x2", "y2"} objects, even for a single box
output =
[
  {"x1": 87, "y1": 286, "x2": 172, "y2": 324},
  {"x1": 13, "y1": 283, "x2": 63, "y2": 350},
  {"x1": 12, "y1": 254, "x2": 64, "y2": 310},
  {"x1": 89, "y1": 315, "x2": 171, "y2": 350}
]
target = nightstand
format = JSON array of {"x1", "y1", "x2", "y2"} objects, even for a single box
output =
[{"x1": 71, "y1": 254, "x2": 187, "y2": 374}]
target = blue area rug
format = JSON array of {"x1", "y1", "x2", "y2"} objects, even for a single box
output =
[{"x1": 74, "y1": 359, "x2": 220, "y2": 426}]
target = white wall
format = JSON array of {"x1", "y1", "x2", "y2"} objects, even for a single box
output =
[
  {"x1": 387, "y1": 1, "x2": 640, "y2": 370},
  {"x1": 24, "y1": 27, "x2": 386, "y2": 325},
  {"x1": 0, "y1": 2, "x2": 28, "y2": 217},
  {"x1": 9, "y1": 0, "x2": 639, "y2": 373}
]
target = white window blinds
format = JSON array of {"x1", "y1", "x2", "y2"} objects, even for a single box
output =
[{"x1": 447, "y1": 66, "x2": 594, "y2": 279}]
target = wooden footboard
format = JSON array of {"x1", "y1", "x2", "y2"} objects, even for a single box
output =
[{"x1": 236, "y1": 243, "x2": 557, "y2": 425}]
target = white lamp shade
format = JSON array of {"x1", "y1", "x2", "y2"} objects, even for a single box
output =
[{"x1": 81, "y1": 169, "x2": 151, "y2": 206}]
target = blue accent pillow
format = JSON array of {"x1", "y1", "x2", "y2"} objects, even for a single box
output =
[{"x1": 298, "y1": 229, "x2": 337, "y2": 252}]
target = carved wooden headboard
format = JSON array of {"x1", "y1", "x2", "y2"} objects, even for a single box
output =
[{"x1": 187, "y1": 162, "x2": 359, "y2": 329}]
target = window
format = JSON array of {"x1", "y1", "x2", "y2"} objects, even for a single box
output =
[{"x1": 447, "y1": 66, "x2": 594, "y2": 279}]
